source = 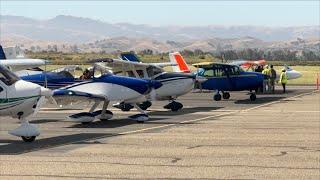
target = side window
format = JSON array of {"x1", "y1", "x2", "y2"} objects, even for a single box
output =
[
  {"x1": 203, "y1": 69, "x2": 213, "y2": 77},
  {"x1": 212, "y1": 66, "x2": 225, "y2": 77},
  {"x1": 136, "y1": 70, "x2": 144, "y2": 78},
  {"x1": 0, "y1": 86, "x2": 3, "y2": 92},
  {"x1": 126, "y1": 71, "x2": 135, "y2": 77},
  {"x1": 229, "y1": 66, "x2": 240, "y2": 75}
]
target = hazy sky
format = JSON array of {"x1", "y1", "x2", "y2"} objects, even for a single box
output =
[{"x1": 1, "y1": 1, "x2": 319, "y2": 26}]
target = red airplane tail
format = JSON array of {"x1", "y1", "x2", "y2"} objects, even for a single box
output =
[{"x1": 169, "y1": 52, "x2": 191, "y2": 73}]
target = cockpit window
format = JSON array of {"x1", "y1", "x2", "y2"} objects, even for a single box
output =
[
  {"x1": 203, "y1": 67, "x2": 225, "y2": 77},
  {"x1": 146, "y1": 66, "x2": 163, "y2": 77},
  {"x1": 0, "y1": 65, "x2": 20, "y2": 86}
]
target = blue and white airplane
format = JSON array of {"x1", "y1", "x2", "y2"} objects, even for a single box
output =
[
  {"x1": 52, "y1": 64, "x2": 162, "y2": 124},
  {"x1": 92, "y1": 52, "x2": 206, "y2": 112}
]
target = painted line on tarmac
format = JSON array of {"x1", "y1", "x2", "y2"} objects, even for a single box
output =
[{"x1": 119, "y1": 112, "x2": 234, "y2": 135}]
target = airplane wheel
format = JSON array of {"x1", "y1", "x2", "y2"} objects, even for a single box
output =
[
  {"x1": 136, "y1": 120, "x2": 145, "y2": 123},
  {"x1": 213, "y1": 94, "x2": 222, "y2": 101},
  {"x1": 250, "y1": 94, "x2": 256, "y2": 101},
  {"x1": 21, "y1": 136, "x2": 36, "y2": 142},
  {"x1": 223, "y1": 92, "x2": 230, "y2": 99},
  {"x1": 81, "y1": 122, "x2": 91, "y2": 125},
  {"x1": 120, "y1": 104, "x2": 134, "y2": 111},
  {"x1": 139, "y1": 101, "x2": 152, "y2": 110},
  {"x1": 100, "y1": 110, "x2": 113, "y2": 121},
  {"x1": 171, "y1": 102, "x2": 183, "y2": 112}
]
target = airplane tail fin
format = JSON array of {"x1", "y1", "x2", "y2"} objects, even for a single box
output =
[
  {"x1": 169, "y1": 52, "x2": 190, "y2": 73},
  {"x1": 120, "y1": 52, "x2": 141, "y2": 62},
  {"x1": 284, "y1": 64, "x2": 293, "y2": 71},
  {"x1": 0, "y1": 45, "x2": 6, "y2": 60}
]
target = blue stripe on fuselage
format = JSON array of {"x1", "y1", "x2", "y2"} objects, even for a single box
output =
[{"x1": 65, "y1": 74, "x2": 154, "y2": 95}]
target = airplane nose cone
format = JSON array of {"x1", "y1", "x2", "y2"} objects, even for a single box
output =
[
  {"x1": 40, "y1": 87, "x2": 53, "y2": 97},
  {"x1": 296, "y1": 71, "x2": 302, "y2": 78}
]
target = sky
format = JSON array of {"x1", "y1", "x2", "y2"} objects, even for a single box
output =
[{"x1": 1, "y1": 1, "x2": 319, "y2": 27}]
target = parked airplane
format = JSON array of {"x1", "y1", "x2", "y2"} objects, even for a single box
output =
[
  {"x1": 17, "y1": 65, "x2": 84, "y2": 89},
  {"x1": 230, "y1": 59, "x2": 302, "y2": 80},
  {"x1": 0, "y1": 45, "x2": 49, "y2": 71},
  {"x1": 92, "y1": 52, "x2": 206, "y2": 112},
  {"x1": 52, "y1": 63, "x2": 162, "y2": 124},
  {"x1": 0, "y1": 65, "x2": 52, "y2": 142},
  {"x1": 192, "y1": 62, "x2": 267, "y2": 101}
]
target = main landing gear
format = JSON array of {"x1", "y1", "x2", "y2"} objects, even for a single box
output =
[
  {"x1": 163, "y1": 101, "x2": 183, "y2": 112},
  {"x1": 69, "y1": 99, "x2": 150, "y2": 124},
  {"x1": 213, "y1": 91, "x2": 230, "y2": 101},
  {"x1": 213, "y1": 91, "x2": 256, "y2": 101}
]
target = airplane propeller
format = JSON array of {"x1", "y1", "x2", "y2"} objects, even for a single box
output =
[{"x1": 32, "y1": 86, "x2": 54, "y2": 116}]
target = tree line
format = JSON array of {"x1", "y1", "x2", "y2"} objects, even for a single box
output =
[{"x1": 138, "y1": 48, "x2": 320, "y2": 61}]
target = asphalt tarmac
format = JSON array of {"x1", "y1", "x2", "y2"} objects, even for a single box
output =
[{"x1": 0, "y1": 86, "x2": 319, "y2": 179}]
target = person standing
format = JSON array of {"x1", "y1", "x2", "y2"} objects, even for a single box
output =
[
  {"x1": 279, "y1": 68, "x2": 288, "y2": 93},
  {"x1": 269, "y1": 65, "x2": 277, "y2": 93},
  {"x1": 262, "y1": 65, "x2": 271, "y2": 93}
]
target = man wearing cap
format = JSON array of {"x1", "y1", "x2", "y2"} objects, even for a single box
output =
[{"x1": 279, "y1": 68, "x2": 288, "y2": 93}]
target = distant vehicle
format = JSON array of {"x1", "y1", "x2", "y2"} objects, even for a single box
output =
[
  {"x1": 92, "y1": 52, "x2": 206, "y2": 112},
  {"x1": 193, "y1": 62, "x2": 267, "y2": 101},
  {"x1": 0, "y1": 45, "x2": 49, "y2": 71},
  {"x1": 0, "y1": 65, "x2": 52, "y2": 142}
]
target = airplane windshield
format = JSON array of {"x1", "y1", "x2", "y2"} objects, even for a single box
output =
[{"x1": 0, "y1": 65, "x2": 20, "y2": 85}]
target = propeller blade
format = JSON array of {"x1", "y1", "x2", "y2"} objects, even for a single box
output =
[
  {"x1": 40, "y1": 87, "x2": 53, "y2": 97},
  {"x1": 48, "y1": 96, "x2": 58, "y2": 106},
  {"x1": 149, "y1": 88, "x2": 157, "y2": 101},
  {"x1": 33, "y1": 96, "x2": 46, "y2": 116}
]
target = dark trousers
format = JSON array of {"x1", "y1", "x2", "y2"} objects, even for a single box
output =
[{"x1": 282, "y1": 83, "x2": 286, "y2": 93}]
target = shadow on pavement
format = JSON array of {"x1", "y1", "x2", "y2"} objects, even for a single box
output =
[
  {"x1": 0, "y1": 133, "x2": 114, "y2": 155},
  {"x1": 234, "y1": 96, "x2": 285, "y2": 104}
]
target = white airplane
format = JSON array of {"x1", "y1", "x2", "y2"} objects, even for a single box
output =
[
  {"x1": 229, "y1": 59, "x2": 302, "y2": 81},
  {"x1": 0, "y1": 64, "x2": 52, "y2": 142},
  {"x1": 0, "y1": 45, "x2": 49, "y2": 71},
  {"x1": 52, "y1": 64, "x2": 163, "y2": 124},
  {"x1": 91, "y1": 52, "x2": 206, "y2": 112},
  {"x1": 281, "y1": 65, "x2": 302, "y2": 80}
]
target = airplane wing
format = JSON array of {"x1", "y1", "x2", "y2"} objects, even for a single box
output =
[
  {"x1": 119, "y1": 52, "x2": 176, "y2": 68},
  {"x1": 51, "y1": 65, "x2": 83, "y2": 73},
  {"x1": 192, "y1": 62, "x2": 215, "y2": 69},
  {"x1": 90, "y1": 58, "x2": 151, "y2": 73},
  {"x1": 149, "y1": 62, "x2": 176, "y2": 67},
  {"x1": 0, "y1": 45, "x2": 49, "y2": 71},
  {"x1": 0, "y1": 59, "x2": 49, "y2": 71},
  {"x1": 229, "y1": 59, "x2": 266, "y2": 68}
]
